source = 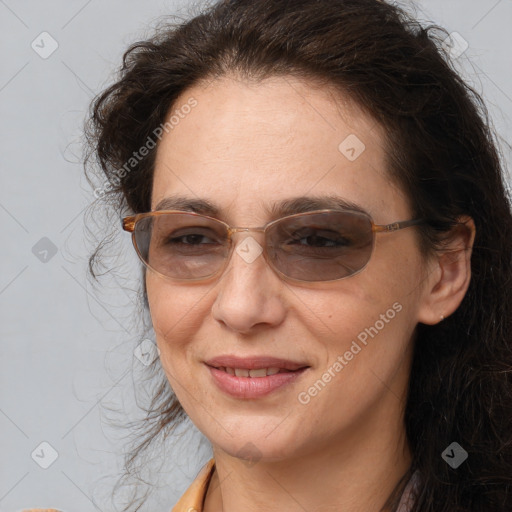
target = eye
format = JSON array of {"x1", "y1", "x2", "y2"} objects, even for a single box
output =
[
  {"x1": 159, "y1": 225, "x2": 227, "y2": 247},
  {"x1": 165, "y1": 233, "x2": 217, "y2": 245},
  {"x1": 285, "y1": 228, "x2": 352, "y2": 248}
]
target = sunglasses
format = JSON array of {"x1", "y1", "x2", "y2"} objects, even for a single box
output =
[{"x1": 121, "y1": 209, "x2": 425, "y2": 283}]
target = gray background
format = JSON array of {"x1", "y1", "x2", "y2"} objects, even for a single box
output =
[{"x1": 1, "y1": 1, "x2": 511, "y2": 511}]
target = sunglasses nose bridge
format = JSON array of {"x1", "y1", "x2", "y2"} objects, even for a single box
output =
[
  {"x1": 223, "y1": 226, "x2": 272, "y2": 270},
  {"x1": 226, "y1": 227, "x2": 268, "y2": 263},
  {"x1": 227, "y1": 226, "x2": 265, "y2": 234},
  {"x1": 226, "y1": 226, "x2": 267, "y2": 244}
]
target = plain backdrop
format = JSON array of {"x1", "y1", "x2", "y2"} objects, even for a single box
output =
[{"x1": 1, "y1": 0, "x2": 511, "y2": 510}]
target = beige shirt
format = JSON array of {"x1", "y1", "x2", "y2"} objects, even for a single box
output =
[
  {"x1": 172, "y1": 458, "x2": 216, "y2": 512},
  {"x1": 171, "y1": 458, "x2": 420, "y2": 512}
]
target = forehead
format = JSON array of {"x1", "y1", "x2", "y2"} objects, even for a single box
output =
[{"x1": 151, "y1": 75, "x2": 410, "y2": 223}]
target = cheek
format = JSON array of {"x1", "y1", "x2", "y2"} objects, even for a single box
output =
[
  {"x1": 299, "y1": 301, "x2": 413, "y2": 426},
  {"x1": 320, "y1": 288, "x2": 410, "y2": 375},
  {"x1": 146, "y1": 276, "x2": 214, "y2": 405},
  {"x1": 146, "y1": 276, "x2": 173, "y2": 339},
  {"x1": 146, "y1": 274, "x2": 205, "y2": 354},
  {"x1": 306, "y1": 250, "x2": 421, "y2": 399}
]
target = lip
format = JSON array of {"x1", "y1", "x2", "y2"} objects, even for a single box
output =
[
  {"x1": 206, "y1": 364, "x2": 310, "y2": 399},
  {"x1": 205, "y1": 355, "x2": 310, "y2": 371}
]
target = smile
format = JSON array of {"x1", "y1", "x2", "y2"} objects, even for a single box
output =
[
  {"x1": 215, "y1": 367, "x2": 295, "y2": 377},
  {"x1": 206, "y1": 364, "x2": 309, "y2": 399}
]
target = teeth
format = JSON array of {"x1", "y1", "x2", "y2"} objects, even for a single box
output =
[
  {"x1": 223, "y1": 367, "x2": 283, "y2": 377},
  {"x1": 248, "y1": 368, "x2": 268, "y2": 378}
]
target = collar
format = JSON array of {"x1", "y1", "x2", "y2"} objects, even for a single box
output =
[
  {"x1": 171, "y1": 457, "x2": 216, "y2": 512},
  {"x1": 397, "y1": 469, "x2": 421, "y2": 512}
]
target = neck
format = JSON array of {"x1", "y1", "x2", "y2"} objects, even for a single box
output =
[{"x1": 203, "y1": 400, "x2": 412, "y2": 512}]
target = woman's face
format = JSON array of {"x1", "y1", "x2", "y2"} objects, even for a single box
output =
[{"x1": 146, "y1": 75, "x2": 432, "y2": 462}]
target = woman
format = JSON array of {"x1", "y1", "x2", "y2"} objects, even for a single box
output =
[{"x1": 84, "y1": 0, "x2": 512, "y2": 510}]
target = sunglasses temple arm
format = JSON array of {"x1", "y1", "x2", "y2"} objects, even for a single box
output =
[{"x1": 373, "y1": 218, "x2": 425, "y2": 233}]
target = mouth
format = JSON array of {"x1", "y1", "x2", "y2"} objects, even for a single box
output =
[
  {"x1": 205, "y1": 365, "x2": 309, "y2": 377},
  {"x1": 205, "y1": 355, "x2": 310, "y2": 373},
  {"x1": 205, "y1": 363, "x2": 311, "y2": 398}
]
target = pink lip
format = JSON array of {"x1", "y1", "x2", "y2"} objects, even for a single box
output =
[
  {"x1": 206, "y1": 365, "x2": 309, "y2": 399},
  {"x1": 205, "y1": 355, "x2": 309, "y2": 371}
]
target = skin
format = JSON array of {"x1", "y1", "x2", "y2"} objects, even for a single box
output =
[{"x1": 146, "y1": 74, "x2": 475, "y2": 512}]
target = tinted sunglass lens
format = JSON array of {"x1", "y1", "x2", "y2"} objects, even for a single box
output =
[
  {"x1": 134, "y1": 214, "x2": 229, "y2": 279},
  {"x1": 267, "y1": 211, "x2": 374, "y2": 281}
]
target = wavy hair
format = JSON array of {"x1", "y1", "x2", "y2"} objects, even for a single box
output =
[{"x1": 84, "y1": 0, "x2": 512, "y2": 510}]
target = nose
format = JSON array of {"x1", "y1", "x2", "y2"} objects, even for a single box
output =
[{"x1": 211, "y1": 233, "x2": 286, "y2": 334}]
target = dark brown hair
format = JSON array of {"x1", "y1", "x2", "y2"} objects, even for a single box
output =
[{"x1": 84, "y1": 0, "x2": 512, "y2": 510}]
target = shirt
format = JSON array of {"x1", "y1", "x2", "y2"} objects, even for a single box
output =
[{"x1": 171, "y1": 458, "x2": 420, "y2": 512}]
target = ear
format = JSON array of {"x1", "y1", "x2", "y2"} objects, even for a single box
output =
[{"x1": 416, "y1": 215, "x2": 476, "y2": 325}]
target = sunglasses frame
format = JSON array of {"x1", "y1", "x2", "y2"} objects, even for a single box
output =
[{"x1": 122, "y1": 209, "x2": 426, "y2": 283}]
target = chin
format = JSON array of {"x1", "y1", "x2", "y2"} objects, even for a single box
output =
[{"x1": 209, "y1": 430, "x2": 300, "y2": 463}]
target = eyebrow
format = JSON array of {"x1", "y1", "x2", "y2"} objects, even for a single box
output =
[{"x1": 153, "y1": 194, "x2": 368, "y2": 220}]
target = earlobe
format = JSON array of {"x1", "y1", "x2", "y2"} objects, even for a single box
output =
[{"x1": 416, "y1": 216, "x2": 476, "y2": 325}]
